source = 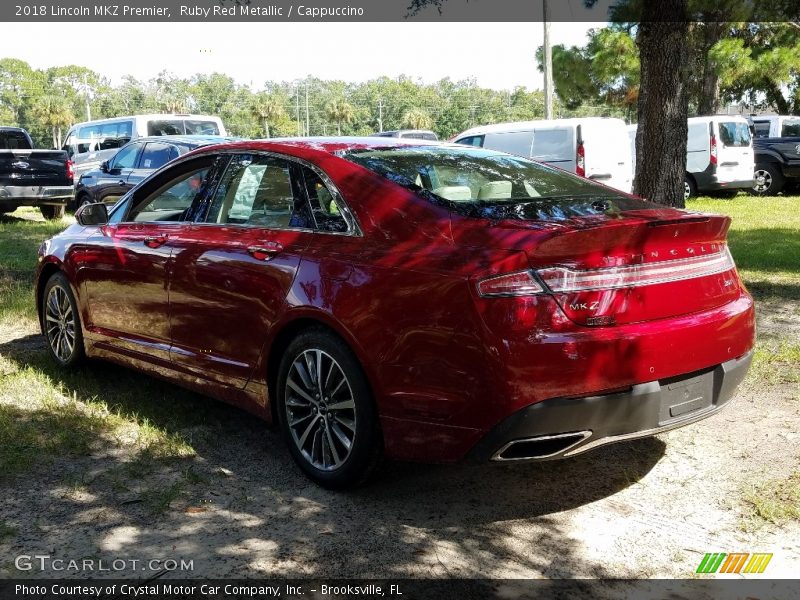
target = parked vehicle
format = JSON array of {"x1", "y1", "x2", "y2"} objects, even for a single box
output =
[
  {"x1": 62, "y1": 114, "x2": 228, "y2": 178},
  {"x1": 684, "y1": 116, "x2": 754, "y2": 199},
  {"x1": 37, "y1": 138, "x2": 755, "y2": 488},
  {"x1": 74, "y1": 135, "x2": 239, "y2": 209},
  {"x1": 371, "y1": 130, "x2": 438, "y2": 140},
  {"x1": 750, "y1": 134, "x2": 800, "y2": 196},
  {"x1": 0, "y1": 126, "x2": 74, "y2": 219},
  {"x1": 453, "y1": 117, "x2": 633, "y2": 193},
  {"x1": 748, "y1": 114, "x2": 800, "y2": 139}
]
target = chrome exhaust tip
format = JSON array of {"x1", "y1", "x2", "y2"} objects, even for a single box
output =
[{"x1": 491, "y1": 431, "x2": 592, "y2": 461}]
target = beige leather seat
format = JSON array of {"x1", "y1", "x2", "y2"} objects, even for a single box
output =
[
  {"x1": 432, "y1": 185, "x2": 472, "y2": 202},
  {"x1": 478, "y1": 181, "x2": 513, "y2": 200}
]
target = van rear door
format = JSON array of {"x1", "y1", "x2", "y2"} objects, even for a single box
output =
[
  {"x1": 530, "y1": 126, "x2": 574, "y2": 172},
  {"x1": 715, "y1": 120, "x2": 753, "y2": 184},
  {"x1": 580, "y1": 119, "x2": 633, "y2": 193}
]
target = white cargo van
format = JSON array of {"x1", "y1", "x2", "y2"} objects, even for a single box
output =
[
  {"x1": 63, "y1": 114, "x2": 228, "y2": 177},
  {"x1": 453, "y1": 117, "x2": 633, "y2": 193},
  {"x1": 684, "y1": 116, "x2": 754, "y2": 198}
]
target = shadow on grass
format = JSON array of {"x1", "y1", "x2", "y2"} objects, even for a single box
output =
[
  {"x1": 0, "y1": 333, "x2": 667, "y2": 578},
  {"x1": 728, "y1": 228, "x2": 800, "y2": 275}
]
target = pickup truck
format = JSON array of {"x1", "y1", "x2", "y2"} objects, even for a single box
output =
[
  {"x1": 752, "y1": 135, "x2": 800, "y2": 195},
  {"x1": 0, "y1": 127, "x2": 74, "y2": 219}
]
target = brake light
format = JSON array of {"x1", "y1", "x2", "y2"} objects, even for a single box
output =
[
  {"x1": 66, "y1": 159, "x2": 75, "y2": 182},
  {"x1": 710, "y1": 135, "x2": 718, "y2": 167},
  {"x1": 477, "y1": 248, "x2": 737, "y2": 298},
  {"x1": 537, "y1": 247, "x2": 736, "y2": 292},
  {"x1": 477, "y1": 271, "x2": 544, "y2": 297},
  {"x1": 576, "y1": 142, "x2": 586, "y2": 177}
]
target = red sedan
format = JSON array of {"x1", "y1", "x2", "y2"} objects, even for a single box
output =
[{"x1": 36, "y1": 138, "x2": 755, "y2": 488}]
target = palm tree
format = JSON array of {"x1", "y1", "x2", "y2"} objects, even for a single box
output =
[
  {"x1": 250, "y1": 93, "x2": 285, "y2": 138},
  {"x1": 325, "y1": 98, "x2": 355, "y2": 135},
  {"x1": 402, "y1": 108, "x2": 434, "y2": 131},
  {"x1": 32, "y1": 95, "x2": 74, "y2": 148}
]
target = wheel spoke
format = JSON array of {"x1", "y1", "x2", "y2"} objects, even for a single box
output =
[
  {"x1": 287, "y1": 378, "x2": 317, "y2": 406},
  {"x1": 325, "y1": 426, "x2": 341, "y2": 465},
  {"x1": 292, "y1": 360, "x2": 314, "y2": 391},
  {"x1": 297, "y1": 414, "x2": 320, "y2": 447},
  {"x1": 328, "y1": 398, "x2": 355, "y2": 411},
  {"x1": 336, "y1": 416, "x2": 356, "y2": 432},
  {"x1": 289, "y1": 412, "x2": 313, "y2": 427},
  {"x1": 331, "y1": 422, "x2": 352, "y2": 451}
]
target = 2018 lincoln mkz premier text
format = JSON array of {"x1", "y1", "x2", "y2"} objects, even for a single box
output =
[{"x1": 36, "y1": 138, "x2": 755, "y2": 488}]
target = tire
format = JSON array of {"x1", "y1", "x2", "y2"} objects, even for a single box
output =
[
  {"x1": 276, "y1": 328, "x2": 382, "y2": 489},
  {"x1": 751, "y1": 164, "x2": 785, "y2": 196},
  {"x1": 74, "y1": 193, "x2": 92, "y2": 211},
  {"x1": 42, "y1": 272, "x2": 85, "y2": 368},
  {"x1": 712, "y1": 190, "x2": 739, "y2": 199},
  {"x1": 40, "y1": 205, "x2": 65, "y2": 220},
  {"x1": 684, "y1": 175, "x2": 697, "y2": 201}
]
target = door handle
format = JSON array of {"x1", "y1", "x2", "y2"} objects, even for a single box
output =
[
  {"x1": 144, "y1": 235, "x2": 168, "y2": 248},
  {"x1": 247, "y1": 241, "x2": 283, "y2": 261}
]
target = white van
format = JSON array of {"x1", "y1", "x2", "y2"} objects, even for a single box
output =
[
  {"x1": 684, "y1": 116, "x2": 754, "y2": 198},
  {"x1": 453, "y1": 117, "x2": 633, "y2": 193},
  {"x1": 63, "y1": 114, "x2": 227, "y2": 176}
]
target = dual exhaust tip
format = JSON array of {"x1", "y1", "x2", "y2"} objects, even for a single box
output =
[{"x1": 492, "y1": 431, "x2": 592, "y2": 461}]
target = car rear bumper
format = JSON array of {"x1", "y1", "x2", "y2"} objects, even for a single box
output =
[
  {"x1": 0, "y1": 184, "x2": 74, "y2": 205},
  {"x1": 467, "y1": 349, "x2": 752, "y2": 462}
]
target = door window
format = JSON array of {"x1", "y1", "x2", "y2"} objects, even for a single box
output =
[
  {"x1": 752, "y1": 121, "x2": 771, "y2": 138},
  {"x1": 111, "y1": 143, "x2": 142, "y2": 170},
  {"x1": 456, "y1": 135, "x2": 485, "y2": 147},
  {"x1": 206, "y1": 155, "x2": 313, "y2": 229},
  {"x1": 301, "y1": 167, "x2": 349, "y2": 233},
  {"x1": 139, "y1": 142, "x2": 180, "y2": 170},
  {"x1": 128, "y1": 165, "x2": 212, "y2": 223}
]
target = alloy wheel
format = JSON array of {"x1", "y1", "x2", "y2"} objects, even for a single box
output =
[
  {"x1": 284, "y1": 349, "x2": 357, "y2": 471},
  {"x1": 45, "y1": 284, "x2": 76, "y2": 362},
  {"x1": 683, "y1": 180, "x2": 691, "y2": 201},
  {"x1": 753, "y1": 169, "x2": 772, "y2": 193}
]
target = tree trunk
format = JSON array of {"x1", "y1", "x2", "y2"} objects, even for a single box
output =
[
  {"x1": 337, "y1": 121, "x2": 341, "y2": 136},
  {"x1": 264, "y1": 119, "x2": 270, "y2": 139},
  {"x1": 634, "y1": 0, "x2": 690, "y2": 208},
  {"x1": 697, "y1": 22, "x2": 725, "y2": 115},
  {"x1": 51, "y1": 127, "x2": 57, "y2": 150}
]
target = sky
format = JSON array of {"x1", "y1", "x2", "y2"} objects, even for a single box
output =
[{"x1": 0, "y1": 22, "x2": 603, "y2": 91}]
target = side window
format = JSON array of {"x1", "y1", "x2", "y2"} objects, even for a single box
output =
[
  {"x1": 139, "y1": 143, "x2": 179, "y2": 170},
  {"x1": 752, "y1": 122, "x2": 771, "y2": 138},
  {"x1": 110, "y1": 143, "x2": 141, "y2": 170},
  {"x1": 206, "y1": 155, "x2": 313, "y2": 229},
  {"x1": 301, "y1": 167, "x2": 349, "y2": 233},
  {"x1": 456, "y1": 135, "x2": 484, "y2": 147},
  {"x1": 128, "y1": 164, "x2": 212, "y2": 223}
]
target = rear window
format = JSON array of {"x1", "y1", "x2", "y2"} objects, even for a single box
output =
[
  {"x1": 718, "y1": 122, "x2": 751, "y2": 147},
  {"x1": 0, "y1": 130, "x2": 31, "y2": 149},
  {"x1": 781, "y1": 119, "x2": 800, "y2": 137},
  {"x1": 147, "y1": 120, "x2": 220, "y2": 136},
  {"x1": 340, "y1": 145, "x2": 629, "y2": 212},
  {"x1": 531, "y1": 129, "x2": 572, "y2": 161}
]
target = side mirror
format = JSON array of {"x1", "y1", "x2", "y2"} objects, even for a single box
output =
[
  {"x1": 76, "y1": 202, "x2": 108, "y2": 226},
  {"x1": 100, "y1": 160, "x2": 109, "y2": 173}
]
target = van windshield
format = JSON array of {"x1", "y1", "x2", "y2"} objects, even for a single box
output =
[
  {"x1": 147, "y1": 120, "x2": 220, "y2": 136},
  {"x1": 340, "y1": 145, "x2": 645, "y2": 220},
  {"x1": 718, "y1": 122, "x2": 751, "y2": 147}
]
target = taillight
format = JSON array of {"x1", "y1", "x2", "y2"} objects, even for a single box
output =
[
  {"x1": 710, "y1": 135, "x2": 718, "y2": 167},
  {"x1": 477, "y1": 271, "x2": 544, "y2": 297},
  {"x1": 477, "y1": 247, "x2": 736, "y2": 297},
  {"x1": 538, "y1": 247, "x2": 735, "y2": 292},
  {"x1": 66, "y1": 160, "x2": 75, "y2": 182},
  {"x1": 576, "y1": 142, "x2": 586, "y2": 177}
]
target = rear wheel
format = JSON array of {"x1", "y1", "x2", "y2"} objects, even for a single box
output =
[
  {"x1": 277, "y1": 328, "x2": 382, "y2": 489},
  {"x1": 42, "y1": 272, "x2": 85, "y2": 368},
  {"x1": 751, "y1": 164, "x2": 785, "y2": 196},
  {"x1": 40, "y1": 205, "x2": 65, "y2": 220},
  {"x1": 683, "y1": 175, "x2": 697, "y2": 201},
  {"x1": 74, "y1": 193, "x2": 92, "y2": 211}
]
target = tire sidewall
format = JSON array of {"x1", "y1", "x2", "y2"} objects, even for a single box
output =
[
  {"x1": 276, "y1": 329, "x2": 381, "y2": 489},
  {"x1": 43, "y1": 272, "x2": 85, "y2": 368}
]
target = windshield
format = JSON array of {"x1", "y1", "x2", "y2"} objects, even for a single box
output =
[{"x1": 341, "y1": 146, "x2": 622, "y2": 206}]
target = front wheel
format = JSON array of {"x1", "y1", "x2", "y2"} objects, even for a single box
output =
[
  {"x1": 42, "y1": 272, "x2": 85, "y2": 367},
  {"x1": 277, "y1": 329, "x2": 382, "y2": 489},
  {"x1": 40, "y1": 205, "x2": 65, "y2": 220}
]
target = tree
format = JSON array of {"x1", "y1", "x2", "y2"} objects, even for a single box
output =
[
  {"x1": 402, "y1": 108, "x2": 434, "y2": 130},
  {"x1": 633, "y1": 0, "x2": 690, "y2": 207},
  {"x1": 325, "y1": 98, "x2": 355, "y2": 135},
  {"x1": 32, "y1": 95, "x2": 74, "y2": 148},
  {"x1": 250, "y1": 93, "x2": 285, "y2": 138}
]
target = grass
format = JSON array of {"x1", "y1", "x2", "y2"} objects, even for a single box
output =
[{"x1": 742, "y1": 472, "x2": 800, "y2": 527}]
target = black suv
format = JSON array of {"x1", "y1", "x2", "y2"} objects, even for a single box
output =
[{"x1": 74, "y1": 135, "x2": 238, "y2": 208}]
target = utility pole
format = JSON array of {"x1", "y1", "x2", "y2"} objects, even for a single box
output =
[
  {"x1": 305, "y1": 81, "x2": 310, "y2": 136},
  {"x1": 377, "y1": 98, "x2": 384, "y2": 132},
  {"x1": 543, "y1": 0, "x2": 554, "y2": 119}
]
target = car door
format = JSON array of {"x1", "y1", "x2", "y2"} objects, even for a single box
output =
[
  {"x1": 167, "y1": 153, "x2": 317, "y2": 387},
  {"x1": 77, "y1": 155, "x2": 220, "y2": 362},
  {"x1": 127, "y1": 141, "x2": 181, "y2": 189},
  {"x1": 94, "y1": 141, "x2": 143, "y2": 205}
]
